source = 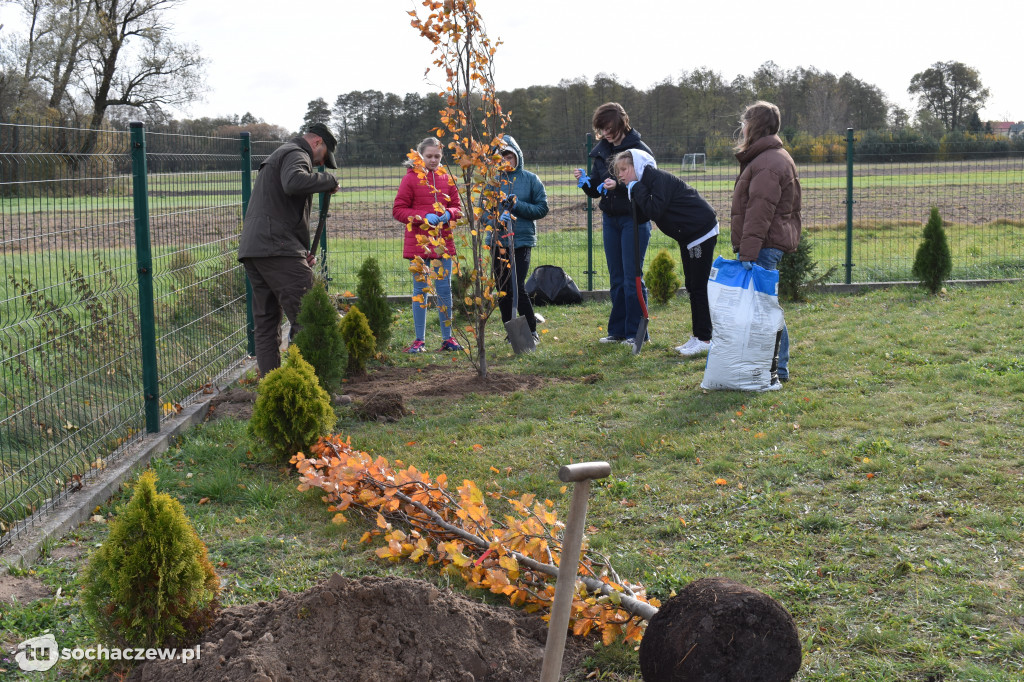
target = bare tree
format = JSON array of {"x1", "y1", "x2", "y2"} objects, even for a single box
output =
[
  {"x1": 82, "y1": 0, "x2": 204, "y2": 139},
  {"x1": 0, "y1": 0, "x2": 204, "y2": 146}
]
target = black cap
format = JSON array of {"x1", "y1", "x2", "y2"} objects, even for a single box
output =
[{"x1": 305, "y1": 122, "x2": 338, "y2": 169}]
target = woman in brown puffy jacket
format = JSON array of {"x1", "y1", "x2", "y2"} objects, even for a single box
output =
[{"x1": 730, "y1": 101, "x2": 801, "y2": 382}]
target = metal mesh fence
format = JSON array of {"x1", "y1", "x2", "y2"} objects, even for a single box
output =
[
  {"x1": 325, "y1": 139, "x2": 1024, "y2": 294},
  {"x1": 0, "y1": 123, "x2": 256, "y2": 549},
  {"x1": 144, "y1": 131, "x2": 250, "y2": 411},
  {"x1": 2, "y1": 124, "x2": 1023, "y2": 551}
]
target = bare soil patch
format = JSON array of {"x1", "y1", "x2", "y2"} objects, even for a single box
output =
[
  {"x1": 203, "y1": 365, "x2": 549, "y2": 424},
  {"x1": 205, "y1": 388, "x2": 257, "y2": 422},
  {"x1": 0, "y1": 572, "x2": 51, "y2": 604},
  {"x1": 343, "y1": 363, "x2": 548, "y2": 401},
  {"x1": 127, "y1": 574, "x2": 587, "y2": 682}
]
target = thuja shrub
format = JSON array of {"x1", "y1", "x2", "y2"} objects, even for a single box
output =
[
  {"x1": 356, "y1": 257, "x2": 392, "y2": 350},
  {"x1": 250, "y1": 345, "x2": 336, "y2": 460},
  {"x1": 779, "y1": 240, "x2": 836, "y2": 302},
  {"x1": 80, "y1": 471, "x2": 219, "y2": 648},
  {"x1": 293, "y1": 281, "x2": 346, "y2": 392},
  {"x1": 339, "y1": 305, "x2": 376, "y2": 376},
  {"x1": 646, "y1": 249, "x2": 682, "y2": 305},
  {"x1": 912, "y1": 207, "x2": 953, "y2": 294}
]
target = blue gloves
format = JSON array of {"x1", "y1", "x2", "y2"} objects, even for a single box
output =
[
  {"x1": 741, "y1": 260, "x2": 753, "y2": 270},
  {"x1": 576, "y1": 170, "x2": 591, "y2": 189},
  {"x1": 425, "y1": 210, "x2": 452, "y2": 226},
  {"x1": 597, "y1": 183, "x2": 608, "y2": 196},
  {"x1": 499, "y1": 210, "x2": 511, "y2": 224},
  {"x1": 506, "y1": 194, "x2": 516, "y2": 206}
]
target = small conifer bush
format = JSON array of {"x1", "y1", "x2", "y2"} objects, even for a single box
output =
[
  {"x1": 250, "y1": 345, "x2": 336, "y2": 459},
  {"x1": 356, "y1": 257, "x2": 392, "y2": 350},
  {"x1": 646, "y1": 249, "x2": 682, "y2": 305},
  {"x1": 293, "y1": 281, "x2": 346, "y2": 391},
  {"x1": 80, "y1": 471, "x2": 219, "y2": 648},
  {"x1": 912, "y1": 207, "x2": 953, "y2": 294},
  {"x1": 779, "y1": 240, "x2": 836, "y2": 302},
  {"x1": 340, "y1": 305, "x2": 376, "y2": 376}
]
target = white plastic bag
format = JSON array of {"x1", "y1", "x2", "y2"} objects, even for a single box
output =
[{"x1": 700, "y1": 257, "x2": 784, "y2": 392}]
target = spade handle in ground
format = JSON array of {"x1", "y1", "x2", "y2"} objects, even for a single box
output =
[{"x1": 540, "y1": 461, "x2": 611, "y2": 682}]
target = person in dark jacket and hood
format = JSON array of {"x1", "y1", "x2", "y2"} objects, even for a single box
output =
[
  {"x1": 609, "y1": 149, "x2": 720, "y2": 357},
  {"x1": 731, "y1": 101, "x2": 802, "y2": 382},
  {"x1": 572, "y1": 102, "x2": 652, "y2": 346},
  {"x1": 238, "y1": 122, "x2": 339, "y2": 376},
  {"x1": 484, "y1": 135, "x2": 548, "y2": 340}
]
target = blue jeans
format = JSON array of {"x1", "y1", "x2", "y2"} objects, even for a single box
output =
[
  {"x1": 603, "y1": 213, "x2": 651, "y2": 338},
  {"x1": 411, "y1": 258, "x2": 454, "y2": 341},
  {"x1": 755, "y1": 248, "x2": 790, "y2": 378}
]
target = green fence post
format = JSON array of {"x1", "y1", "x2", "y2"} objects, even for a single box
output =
[
  {"x1": 585, "y1": 133, "x2": 594, "y2": 291},
  {"x1": 845, "y1": 127, "x2": 855, "y2": 284},
  {"x1": 240, "y1": 132, "x2": 255, "y2": 356},
  {"x1": 129, "y1": 122, "x2": 160, "y2": 433}
]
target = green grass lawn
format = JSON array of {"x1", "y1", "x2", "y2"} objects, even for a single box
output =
[{"x1": 3, "y1": 282, "x2": 1022, "y2": 681}]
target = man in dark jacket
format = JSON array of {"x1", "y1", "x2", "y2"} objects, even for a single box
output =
[{"x1": 238, "y1": 122, "x2": 340, "y2": 375}]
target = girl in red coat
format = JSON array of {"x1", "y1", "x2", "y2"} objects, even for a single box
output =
[{"x1": 392, "y1": 137, "x2": 464, "y2": 352}]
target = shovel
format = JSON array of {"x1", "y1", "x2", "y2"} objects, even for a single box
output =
[
  {"x1": 308, "y1": 190, "x2": 332, "y2": 287},
  {"x1": 500, "y1": 216, "x2": 535, "y2": 354},
  {"x1": 631, "y1": 196, "x2": 649, "y2": 355},
  {"x1": 539, "y1": 461, "x2": 612, "y2": 682}
]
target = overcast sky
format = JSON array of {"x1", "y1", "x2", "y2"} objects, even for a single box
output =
[{"x1": 6, "y1": 0, "x2": 1021, "y2": 130}]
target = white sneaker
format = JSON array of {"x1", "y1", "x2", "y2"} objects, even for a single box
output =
[
  {"x1": 534, "y1": 313, "x2": 546, "y2": 323},
  {"x1": 676, "y1": 336, "x2": 711, "y2": 356}
]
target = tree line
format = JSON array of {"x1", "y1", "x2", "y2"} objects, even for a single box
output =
[
  {"x1": 298, "y1": 62, "x2": 894, "y2": 163},
  {"x1": 0, "y1": 0, "x2": 1005, "y2": 168}
]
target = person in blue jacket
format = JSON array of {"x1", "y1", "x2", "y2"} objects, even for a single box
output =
[
  {"x1": 485, "y1": 134, "x2": 548, "y2": 340},
  {"x1": 608, "y1": 149, "x2": 720, "y2": 358},
  {"x1": 572, "y1": 102, "x2": 653, "y2": 345}
]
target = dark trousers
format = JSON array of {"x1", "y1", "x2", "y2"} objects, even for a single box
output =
[
  {"x1": 243, "y1": 256, "x2": 313, "y2": 376},
  {"x1": 679, "y1": 235, "x2": 717, "y2": 342},
  {"x1": 493, "y1": 244, "x2": 536, "y2": 333}
]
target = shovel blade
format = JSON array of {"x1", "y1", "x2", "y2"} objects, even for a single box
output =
[
  {"x1": 632, "y1": 317, "x2": 649, "y2": 355},
  {"x1": 505, "y1": 316, "x2": 535, "y2": 354}
]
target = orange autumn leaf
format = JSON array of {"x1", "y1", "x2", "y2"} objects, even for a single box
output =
[{"x1": 715, "y1": 478, "x2": 728, "y2": 486}]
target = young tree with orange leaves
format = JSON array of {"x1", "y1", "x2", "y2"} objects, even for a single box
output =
[{"x1": 409, "y1": 0, "x2": 511, "y2": 378}]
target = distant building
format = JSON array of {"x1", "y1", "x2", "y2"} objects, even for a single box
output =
[{"x1": 988, "y1": 121, "x2": 1015, "y2": 137}]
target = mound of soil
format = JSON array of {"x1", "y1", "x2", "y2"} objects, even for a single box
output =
[
  {"x1": 127, "y1": 574, "x2": 586, "y2": 682},
  {"x1": 354, "y1": 391, "x2": 408, "y2": 422},
  {"x1": 638, "y1": 577, "x2": 801, "y2": 682}
]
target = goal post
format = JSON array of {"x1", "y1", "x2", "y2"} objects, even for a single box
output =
[{"x1": 681, "y1": 153, "x2": 706, "y2": 173}]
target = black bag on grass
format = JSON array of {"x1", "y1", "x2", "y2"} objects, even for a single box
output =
[{"x1": 525, "y1": 265, "x2": 583, "y2": 305}]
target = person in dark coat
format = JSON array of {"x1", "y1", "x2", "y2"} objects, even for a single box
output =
[
  {"x1": 609, "y1": 149, "x2": 719, "y2": 357},
  {"x1": 238, "y1": 122, "x2": 339, "y2": 376},
  {"x1": 572, "y1": 102, "x2": 652, "y2": 346}
]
